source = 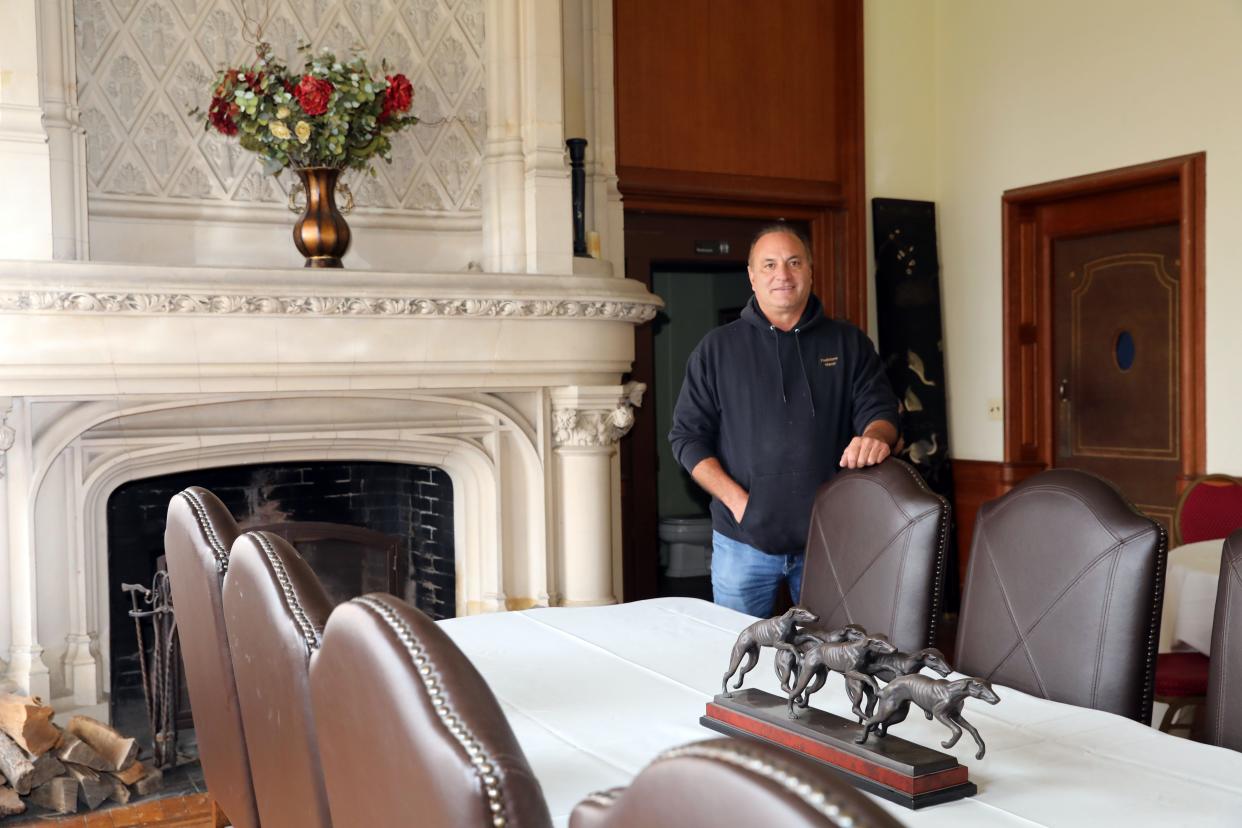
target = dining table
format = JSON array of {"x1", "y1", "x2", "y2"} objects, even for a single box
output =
[{"x1": 441, "y1": 596, "x2": 1242, "y2": 827}]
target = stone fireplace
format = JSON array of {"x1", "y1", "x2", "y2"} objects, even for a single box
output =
[
  {"x1": 0, "y1": 259, "x2": 660, "y2": 712},
  {"x1": 0, "y1": 0, "x2": 652, "y2": 717}
]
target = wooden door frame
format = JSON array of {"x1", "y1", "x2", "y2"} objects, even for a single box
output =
[
  {"x1": 620, "y1": 200, "x2": 863, "y2": 602},
  {"x1": 1001, "y1": 153, "x2": 1206, "y2": 482},
  {"x1": 621, "y1": 213, "x2": 807, "y2": 602}
]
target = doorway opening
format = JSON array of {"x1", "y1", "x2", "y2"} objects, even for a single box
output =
[{"x1": 621, "y1": 213, "x2": 811, "y2": 602}]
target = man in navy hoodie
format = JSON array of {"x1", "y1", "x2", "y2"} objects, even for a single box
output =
[{"x1": 668, "y1": 224, "x2": 900, "y2": 617}]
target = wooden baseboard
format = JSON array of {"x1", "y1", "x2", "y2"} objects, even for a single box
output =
[{"x1": 951, "y1": 460, "x2": 1045, "y2": 586}]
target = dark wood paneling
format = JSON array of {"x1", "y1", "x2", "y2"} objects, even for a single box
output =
[
  {"x1": 614, "y1": 0, "x2": 866, "y2": 329},
  {"x1": 951, "y1": 460, "x2": 1044, "y2": 587},
  {"x1": 1001, "y1": 154, "x2": 1206, "y2": 482},
  {"x1": 616, "y1": 0, "x2": 844, "y2": 184}
]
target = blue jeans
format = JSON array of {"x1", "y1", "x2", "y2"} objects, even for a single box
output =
[{"x1": 710, "y1": 531, "x2": 804, "y2": 617}]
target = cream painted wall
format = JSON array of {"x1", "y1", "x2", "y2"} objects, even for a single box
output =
[
  {"x1": 867, "y1": 0, "x2": 1242, "y2": 473},
  {"x1": 864, "y1": 0, "x2": 938, "y2": 337}
]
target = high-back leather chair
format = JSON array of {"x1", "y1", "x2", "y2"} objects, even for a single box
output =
[
  {"x1": 163, "y1": 487, "x2": 260, "y2": 828},
  {"x1": 956, "y1": 468, "x2": 1166, "y2": 722},
  {"x1": 310, "y1": 593, "x2": 553, "y2": 828},
  {"x1": 1206, "y1": 528, "x2": 1242, "y2": 751},
  {"x1": 224, "y1": 531, "x2": 334, "y2": 828},
  {"x1": 799, "y1": 458, "x2": 949, "y2": 652},
  {"x1": 569, "y1": 738, "x2": 904, "y2": 828}
]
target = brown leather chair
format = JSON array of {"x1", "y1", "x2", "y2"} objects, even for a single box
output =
[
  {"x1": 799, "y1": 458, "x2": 949, "y2": 652},
  {"x1": 1205, "y1": 528, "x2": 1242, "y2": 751},
  {"x1": 163, "y1": 487, "x2": 260, "y2": 828},
  {"x1": 310, "y1": 593, "x2": 553, "y2": 828},
  {"x1": 224, "y1": 531, "x2": 334, "y2": 828},
  {"x1": 569, "y1": 738, "x2": 903, "y2": 828},
  {"x1": 955, "y1": 468, "x2": 1166, "y2": 723}
]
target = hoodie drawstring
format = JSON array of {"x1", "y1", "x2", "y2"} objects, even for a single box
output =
[
  {"x1": 795, "y1": 328, "x2": 817, "y2": 417},
  {"x1": 769, "y1": 326, "x2": 787, "y2": 404},
  {"x1": 770, "y1": 325, "x2": 817, "y2": 417}
]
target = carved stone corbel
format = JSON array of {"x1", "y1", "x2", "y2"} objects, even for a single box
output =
[{"x1": 550, "y1": 382, "x2": 644, "y2": 448}]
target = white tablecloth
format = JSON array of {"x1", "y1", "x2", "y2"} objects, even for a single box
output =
[
  {"x1": 441, "y1": 597, "x2": 1242, "y2": 827},
  {"x1": 1159, "y1": 540, "x2": 1226, "y2": 655}
]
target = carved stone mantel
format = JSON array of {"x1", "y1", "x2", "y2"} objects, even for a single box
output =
[
  {"x1": 0, "y1": 258, "x2": 661, "y2": 709},
  {"x1": 0, "y1": 259, "x2": 658, "y2": 395}
]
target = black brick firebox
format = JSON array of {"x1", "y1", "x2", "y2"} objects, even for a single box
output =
[{"x1": 106, "y1": 461, "x2": 454, "y2": 710}]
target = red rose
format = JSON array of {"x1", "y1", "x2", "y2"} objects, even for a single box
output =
[
  {"x1": 208, "y1": 95, "x2": 238, "y2": 135},
  {"x1": 243, "y1": 70, "x2": 265, "y2": 92},
  {"x1": 379, "y1": 73, "x2": 413, "y2": 122},
  {"x1": 293, "y1": 75, "x2": 334, "y2": 116}
]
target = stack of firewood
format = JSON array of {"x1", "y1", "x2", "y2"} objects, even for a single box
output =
[{"x1": 0, "y1": 692, "x2": 163, "y2": 818}]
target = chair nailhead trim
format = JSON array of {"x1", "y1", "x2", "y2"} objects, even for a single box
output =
[
  {"x1": 1141, "y1": 524, "x2": 1169, "y2": 725},
  {"x1": 179, "y1": 490, "x2": 229, "y2": 573},
  {"x1": 894, "y1": 461, "x2": 950, "y2": 649},
  {"x1": 654, "y1": 743, "x2": 866, "y2": 827},
  {"x1": 249, "y1": 531, "x2": 322, "y2": 655},
  {"x1": 355, "y1": 595, "x2": 510, "y2": 828}
]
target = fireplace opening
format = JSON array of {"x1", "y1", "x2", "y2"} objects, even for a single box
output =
[{"x1": 106, "y1": 460, "x2": 454, "y2": 734}]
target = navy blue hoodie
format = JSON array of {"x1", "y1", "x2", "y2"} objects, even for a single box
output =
[{"x1": 668, "y1": 293, "x2": 899, "y2": 555}]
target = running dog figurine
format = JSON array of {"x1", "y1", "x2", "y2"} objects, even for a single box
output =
[
  {"x1": 721, "y1": 606, "x2": 819, "y2": 696},
  {"x1": 775, "y1": 624, "x2": 867, "y2": 704},
  {"x1": 778, "y1": 634, "x2": 898, "y2": 717},
  {"x1": 844, "y1": 647, "x2": 953, "y2": 722},
  {"x1": 856, "y1": 675, "x2": 1000, "y2": 760}
]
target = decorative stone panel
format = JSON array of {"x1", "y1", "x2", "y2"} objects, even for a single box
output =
[{"x1": 74, "y1": 0, "x2": 486, "y2": 215}]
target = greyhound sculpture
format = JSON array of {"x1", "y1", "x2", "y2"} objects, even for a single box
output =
[
  {"x1": 721, "y1": 606, "x2": 819, "y2": 695},
  {"x1": 843, "y1": 647, "x2": 953, "y2": 722},
  {"x1": 856, "y1": 675, "x2": 1000, "y2": 759},
  {"x1": 775, "y1": 624, "x2": 867, "y2": 703},
  {"x1": 778, "y1": 634, "x2": 898, "y2": 717}
]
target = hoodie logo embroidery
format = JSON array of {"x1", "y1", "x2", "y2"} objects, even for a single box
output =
[{"x1": 819, "y1": 356, "x2": 839, "y2": 367}]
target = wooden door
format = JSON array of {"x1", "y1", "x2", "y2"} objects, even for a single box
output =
[
  {"x1": 996, "y1": 154, "x2": 1205, "y2": 575},
  {"x1": 1052, "y1": 225, "x2": 1182, "y2": 527}
]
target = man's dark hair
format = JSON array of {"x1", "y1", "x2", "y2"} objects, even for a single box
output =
[{"x1": 748, "y1": 223, "x2": 813, "y2": 265}]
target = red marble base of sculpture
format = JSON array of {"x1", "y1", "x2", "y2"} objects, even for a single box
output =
[{"x1": 701, "y1": 688, "x2": 976, "y2": 809}]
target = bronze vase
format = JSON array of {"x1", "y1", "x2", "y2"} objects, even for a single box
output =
[{"x1": 292, "y1": 166, "x2": 351, "y2": 268}]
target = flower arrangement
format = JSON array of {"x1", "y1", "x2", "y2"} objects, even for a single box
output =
[{"x1": 196, "y1": 43, "x2": 418, "y2": 175}]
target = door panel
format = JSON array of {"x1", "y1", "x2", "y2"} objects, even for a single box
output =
[{"x1": 1053, "y1": 224, "x2": 1181, "y2": 527}]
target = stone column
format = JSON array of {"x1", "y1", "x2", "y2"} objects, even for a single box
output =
[
  {"x1": 482, "y1": 0, "x2": 573, "y2": 275},
  {"x1": 2, "y1": 398, "x2": 51, "y2": 698},
  {"x1": 62, "y1": 444, "x2": 98, "y2": 706},
  {"x1": 0, "y1": 0, "x2": 55, "y2": 260},
  {"x1": 40, "y1": 0, "x2": 89, "y2": 259},
  {"x1": 550, "y1": 383, "x2": 643, "y2": 606}
]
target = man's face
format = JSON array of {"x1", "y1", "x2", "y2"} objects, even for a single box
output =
[{"x1": 748, "y1": 231, "x2": 812, "y2": 320}]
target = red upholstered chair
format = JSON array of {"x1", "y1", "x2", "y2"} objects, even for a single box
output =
[
  {"x1": 1155, "y1": 475, "x2": 1242, "y2": 735},
  {"x1": 1174, "y1": 475, "x2": 1242, "y2": 546},
  {"x1": 1155, "y1": 651, "x2": 1211, "y2": 735}
]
